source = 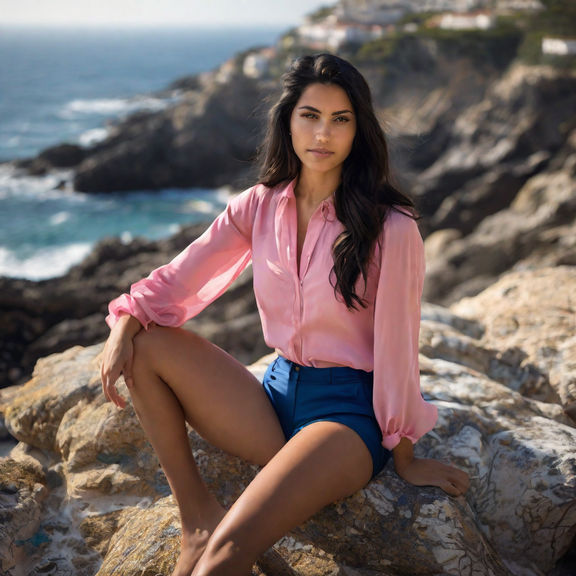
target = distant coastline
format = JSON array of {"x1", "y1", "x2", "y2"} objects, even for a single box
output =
[
  {"x1": 0, "y1": 24, "x2": 285, "y2": 161},
  {"x1": 0, "y1": 25, "x2": 283, "y2": 280}
]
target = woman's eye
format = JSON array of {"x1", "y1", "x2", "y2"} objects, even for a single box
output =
[
  {"x1": 302, "y1": 113, "x2": 318, "y2": 119},
  {"x1": 334, "y1": 116, "x2": 350, "y2": 123}
]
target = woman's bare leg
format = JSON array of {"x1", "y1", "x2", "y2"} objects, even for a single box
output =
[
  {"x1": 192, "y1": 420, "x2": 373, "y2": 576},
  {"x1": 127, "y1": 325, "x2": 286, "y2": 576}
]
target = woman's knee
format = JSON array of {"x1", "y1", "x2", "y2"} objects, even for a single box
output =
[
  {"x1": 131, "y1": 324, "x2": 158, "y2": 370},
  {"x1": 131, "y1": 324, "x2": 182, "y2": 377},
  {"x1": 131, "y1": 325, "x2": 207, "y2": 379},
  {"x1": 193, "y1": 534, "x2": 252, "y2": 576}
]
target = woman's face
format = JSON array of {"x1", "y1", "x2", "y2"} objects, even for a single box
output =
[{"x1": 289, "y1": 83, "x2": 356, "y2": 181}]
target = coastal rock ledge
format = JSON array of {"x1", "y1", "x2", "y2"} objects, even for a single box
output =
[{"x1": 1, "y1": 267, "x2": 575, "y2": 576}]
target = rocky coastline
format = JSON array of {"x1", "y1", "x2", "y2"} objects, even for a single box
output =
[
  {"x1": 1, "y1": 266, "x2": 575, "y2": 575},
  {"x1": 1, "y1": 8, "x2": 576, "y2": 575}
]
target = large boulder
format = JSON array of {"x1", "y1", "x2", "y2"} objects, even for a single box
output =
[
  {"x1": 0, "y1": 266, "x2": 574, "y2": 575},
  {"x1": 451, "y1": 266, "x2": 576, "y2": 419}
]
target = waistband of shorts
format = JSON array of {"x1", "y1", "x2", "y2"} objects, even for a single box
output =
[{"x1": 274, "y1": 355, "x2": 372, "y2": 378}]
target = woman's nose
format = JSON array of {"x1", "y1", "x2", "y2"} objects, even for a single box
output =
[{"x1": 315, "y1": 122, "x2": 330, "y2": 142}]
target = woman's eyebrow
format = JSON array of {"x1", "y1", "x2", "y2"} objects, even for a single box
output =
[{"x1": 298, "y1": 105, "x2": 354, "y2": 116}]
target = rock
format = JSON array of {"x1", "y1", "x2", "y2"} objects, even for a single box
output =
[
  {"x1": 423, "y1": 138, "x2": 576, "y2": 304},
  {"x1": 4, "y1": 345, "x2": 104, "y2": 451},
  {"x1": 413, "y1": 65, "x2": 576, "y2": 232},
  {"x1": 38, "y1": 143, "x2": 86, "y2": 168},
  {"x1": 451, "y1": 266, "x2": 576, "y2": 418},
  {"x1": 73, "y1": 73, "x2": 272, "y2": 193},
  {"x1": 0, "y1": 266, "x2": 574, "y2": 575},
  {"x1": 0, "y1": 456, "x2": 47, "y2": 575}
]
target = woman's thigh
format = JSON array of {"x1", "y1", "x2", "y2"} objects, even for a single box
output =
[
  {"x1": 132, "y1": 325, "x2": 286, "y2": 466},
  {"x1": 201, "y1": 420, "x2": 373, "y2": 568}
]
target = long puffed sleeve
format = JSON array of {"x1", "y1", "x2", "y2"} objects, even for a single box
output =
[
  {"x1": 372, "y1": 210, "x2": 437, "y2": 450},
  {"x1": 106, "y1": 187, "x2": 258, "y2": 330}
]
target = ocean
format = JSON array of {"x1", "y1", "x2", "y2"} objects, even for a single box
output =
[{"x1": 0, "y1": 25, "x2": 283, "y2": 280}]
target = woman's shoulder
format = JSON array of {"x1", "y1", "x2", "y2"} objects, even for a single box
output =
[
  {"x1": 383, "y1": 206, "x2": 421, "y2": 237},
  {"x1": 226, "y1": 180, "x2": 293, "y2": 232}
]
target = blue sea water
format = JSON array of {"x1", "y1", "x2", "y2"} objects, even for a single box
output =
[{"x1": 0, "y1": 25, "x2": 283, "y2": 280}]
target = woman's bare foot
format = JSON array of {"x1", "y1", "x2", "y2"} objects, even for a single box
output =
[{"x1": 171, "y1": 500, "x2": 226, "y2": 576}]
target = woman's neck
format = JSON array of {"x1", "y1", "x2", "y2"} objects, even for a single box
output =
[{"x1": 295, "y1": 169, "x2": 340, "y2": 207}]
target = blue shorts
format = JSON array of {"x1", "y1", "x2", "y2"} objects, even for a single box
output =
[{"x1": 262, "y1": 356, "x2": 391, "y2": 478}]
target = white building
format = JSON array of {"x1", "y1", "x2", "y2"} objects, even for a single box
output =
[
  {"x1": 496, "y1": 0, "x2": 542, "y2": 10},
  {"x1": 243, "y1": 48, "x2": 275, "y2": 79},
  {"x1": 542, "y1": 38, "x2": 576, "y2": 56},
  {"x1": 439, "y1": 12, "x2": 494, "y2": 30},
  {"x1": 338, "y1": 1, "x2": 483, "y2": 18},
  {"x1": 298, "y1": 17, "x2": 385, "y2": 50}
]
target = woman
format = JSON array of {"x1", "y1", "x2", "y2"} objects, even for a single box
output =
[{"x1": 100, "y1": 54, "x2": 469, "y2": 576}]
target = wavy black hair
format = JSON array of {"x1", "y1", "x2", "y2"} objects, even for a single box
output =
[{"x1": 258, "y1": 53, "x2": 416, "y2": 309}]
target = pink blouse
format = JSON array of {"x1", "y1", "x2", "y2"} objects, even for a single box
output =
[{"x1": 107, "y1": 179, "x2": 438, "y2": 450}]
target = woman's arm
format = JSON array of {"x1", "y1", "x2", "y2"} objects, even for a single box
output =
[
  {"x1": 106, "y1": 186, "x2": 259, "y2": 331},
  {"x1": 372, "y1": 211, "x2": 437, "y2": 449},
  {"x1": 372, "y1": 211, "x2": 469, "y2": 495}
]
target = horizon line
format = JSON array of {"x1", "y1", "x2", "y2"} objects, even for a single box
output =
[{"x1": 0, "y1": 21, "x2": 294, "y2": 30}]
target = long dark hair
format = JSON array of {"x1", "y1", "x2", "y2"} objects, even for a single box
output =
[{"x1": 258, "y1": 54, "x2": 416, "y2": 310}]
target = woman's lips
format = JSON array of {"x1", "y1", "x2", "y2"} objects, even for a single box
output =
[{"x1": 308, "y1": 148, "x2": 334, "y2": 158}]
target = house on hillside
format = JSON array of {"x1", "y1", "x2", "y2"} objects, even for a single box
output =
[
  {"x1": 542, "y1": 38, "x2": 576, "y2": 56},
  {"x1": 297, "y1": 13, "x2": 386, "y2": 50},
  {"x1": 495, "y1": 0, "x2": 542, "y2": 10},
  {"x1": 437, "y1": 11, "x2": 494, "y2": 29},
  {"x1": 243, "y1": 48, "x2": 276, "y2": 79}
]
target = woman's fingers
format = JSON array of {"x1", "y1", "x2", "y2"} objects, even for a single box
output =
[
  {"x1": 440, "y1": 478, "x2": 463, "y2": 497},
  {"x1": 101, "y1": 366, "x2": 125, "y2": 408},
  {"x1": 440, "y1": 463, "x2": 470, "y2": 496},
  {"x1": 100, "y1": 335, "x2": 134, "y2": 408},
  {"x1": 398, "y1": 458, "x2": 471, "y2": 496},
  {"x1": 100, "y1": 342, "x2": 131, "y2": 409}
]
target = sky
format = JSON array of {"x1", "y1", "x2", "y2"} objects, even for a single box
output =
[{"x1": 0, "y1": 0, "x2": 333, "y2": 27}]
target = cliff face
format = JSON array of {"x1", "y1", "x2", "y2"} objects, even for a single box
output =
[
  {"x1": 71, "y1": 73, "x2": 273, "y2": 193},
  {"x1": 1, "y1": 266, "x2": 574, "y2": 576}
]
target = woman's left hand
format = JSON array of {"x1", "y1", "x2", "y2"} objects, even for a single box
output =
[{"x1": 395, "y1": 457, "x2": 470, "y2": 496}]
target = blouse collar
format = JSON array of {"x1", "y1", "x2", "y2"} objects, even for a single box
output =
[{"x1": 278, "y1": 178, "x2": 337, "y2": 222}]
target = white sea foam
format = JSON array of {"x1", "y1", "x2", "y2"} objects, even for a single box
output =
[
  {"x1": 183, "y1": 199, "x2": 217, "y2": 214},
  {"x1": 0, "y1": 243, "x2": 92, "y2": 280},
  {"x1": 0, "y1": 165, "x2": 75, "y2": 199},
  {"x1": 60, "y1": 95, "x2": 173, "y2": 119},
  {"x1": 120, "y1": 231, "x2": 133, "y2": 244},
  {"x1": 5, "y1": 135, "x2": 22, "y2": 148},
  {"x1": 78, "y1": 127, "x2": 110, "y2": 147},
  {"x1": 49, "y1": 211, "x2": 72, "y2": 226}
]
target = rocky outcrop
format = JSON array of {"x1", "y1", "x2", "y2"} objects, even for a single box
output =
[
  {"x1": 450, "y1": 267, "x2": 576, "y2": 418},
  {"x1": 71, "y1": 73, "x2": 273, "y2": 193},
  {"x1": 412, "y1": 65, "x2": 576, "y2": 231},
  {"x1": 1, "y1": 266, "x2": 574, "y2": 576},
  {"x1": 423, "y1": 110, "x2": 576, "y2": 304}
]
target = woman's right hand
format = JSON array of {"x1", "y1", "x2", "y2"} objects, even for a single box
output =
[{"x1": 100, "y1": 315, "x2": 142, "y2": 409}]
